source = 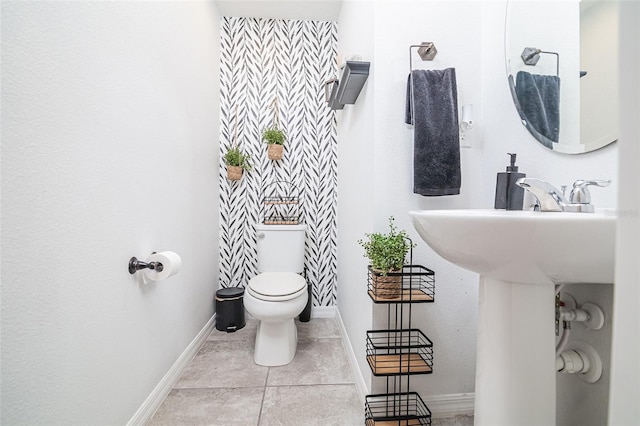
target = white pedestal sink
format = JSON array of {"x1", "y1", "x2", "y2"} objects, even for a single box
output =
[{"x1": 409, "y1": 209, "x2": 616, "y2": 426}]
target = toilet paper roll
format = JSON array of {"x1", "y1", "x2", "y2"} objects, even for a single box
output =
[{"x1": 143, "y1": 251, "x2": 182, "y2": 282}]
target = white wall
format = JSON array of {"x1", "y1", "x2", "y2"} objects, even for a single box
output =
[
  {"x1": 371, "y1": 0, "x2": 483, "y2": 400},
  {"x1": 580, "y1": 0, "x2": 619, "y2": 150},
  {"x1": 337, "y1": 0, "x2": 620, "y2": 413},
  {"x1": 336, "y1": 0, "x2": 376, "y2": 393},
  {"x1": 1, "y1": 2, "x2": 221, "y2": 424},
  {"x1": 338, "y1": 0, "x2": 483, "y2": 404},
  {"x1": 609, "y1": 1, "x2": 640, "y2": 423}
]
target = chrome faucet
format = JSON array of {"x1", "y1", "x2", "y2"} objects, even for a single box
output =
[{"x1": 515, "y1": 178, "x2": 610, "y2": 213}]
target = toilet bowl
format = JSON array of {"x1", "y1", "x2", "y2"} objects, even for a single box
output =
[
  {"x1": 244, "y1": 272, "x2": 308, "y2": 366},
  {"x1": 243, "y1": 224, "x2": 308, "y2": 366},
  {"x1": 244, "y1": 224, "x2": 309, "y2": 366}
]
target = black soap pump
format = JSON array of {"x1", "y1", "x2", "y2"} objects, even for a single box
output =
[{"x1": 494, "y1": 153, "x2": 526, "y2": 210}]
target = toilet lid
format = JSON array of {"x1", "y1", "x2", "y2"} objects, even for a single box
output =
[{"x1": 248, "y1": 272, "x2": 307, "y2": 301}]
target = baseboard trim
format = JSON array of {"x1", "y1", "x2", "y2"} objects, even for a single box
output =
[
  {"x1": 424, "y1": 393, "x2": 475, "y2": 418},
  {"x1": 311, "y1": 305, "x2": 336, "y2": 318},
  {"x1": 127, "y1": 314, "x2": 216, "y2": 426},
  {"x1": 335, "y1": 308, "x2": 369, "y2": 405}
]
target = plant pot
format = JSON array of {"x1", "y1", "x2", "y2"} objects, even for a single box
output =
[
  {"x1": 370, "y1": 268, "x2": 402, "y2": 299},
  {"x1": 227, "y1": 165, "x2": 243, "y2": 181},
  {"x1": 267, "y1": 144, "x2": 283, "y2": 160}
]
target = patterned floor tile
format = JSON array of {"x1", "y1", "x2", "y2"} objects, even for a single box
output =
[
  {"x1": 208, "y1": 318, "x2": 258, "y2": 342},
  {"x1": 432, "y1": 415, "x2": 475, "y2": 426},
  {"x1": 175, "y1": 340, "x2": 267, "y2": 389},
  {"x1": 296, "y1": 317, "x2": 341, "y2": 340},
  {"x1": 259, "y1": 384, "x2": 362, "y2": 426},
  {"x1": 266, "y1": 338, "x2": 354, "y2": 386},
  {"x1": 149, "y1": 387, "x2": 263, "y2": 426}
]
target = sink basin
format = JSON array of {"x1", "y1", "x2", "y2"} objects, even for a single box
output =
[
  {"x1": 409, "y1": 209, "x2": 617, "y2": 425},
  {"x1": 409, "y1": 209, "x2": 616, "y2": 285}
]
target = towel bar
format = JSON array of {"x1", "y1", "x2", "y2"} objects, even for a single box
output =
[
  {"x1": 409, "y1": 42, "x2": 437, "y2": 74},
  {"x1": 521, "y1": 47, "x2": 560, "y2": 77}
]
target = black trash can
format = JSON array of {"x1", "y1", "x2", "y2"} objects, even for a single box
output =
[
  {"x1": 215, "y1": 287, "x2": 246, "y2": 332},
  {"x1": 298, "y1": 282, "x2": 312, "y2": 322}
]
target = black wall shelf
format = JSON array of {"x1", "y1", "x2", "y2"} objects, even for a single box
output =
[{"x1": 325, "y1": 61, "x2": 370, "y2": 110}]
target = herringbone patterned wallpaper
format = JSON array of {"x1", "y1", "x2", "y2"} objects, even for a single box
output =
[{"x1": 219, "y1": 17, "x2": 338, "y2": 307}]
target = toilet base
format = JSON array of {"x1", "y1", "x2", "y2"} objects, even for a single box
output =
[{"x1": 254, "y1": 319, "x2": 298, "y2": 366}]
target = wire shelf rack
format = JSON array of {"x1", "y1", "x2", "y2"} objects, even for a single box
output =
[
  {"x1": 367, "y1": 265, "x2": 435, "y2": 303},
  {"x1": 365, "y1": 392, "x2": 432, "y2": 425},
  {"x1": 261, "y1": 180, "x2": 301, "y2": 225},
  {"x1": 366, "y1": 329, "x2": 433, "y2": 376}
]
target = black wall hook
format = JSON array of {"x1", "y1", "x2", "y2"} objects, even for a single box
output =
[{"x1": 128, "y1": 257, "x2": 164, "y2": 274}]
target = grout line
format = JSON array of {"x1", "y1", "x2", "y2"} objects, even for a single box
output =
[
  {"x1": 166, "y1": 383, "x2": 357, "y2": 392},
  {"x1": 256, "y1": 367, "x2": 269, "y2": 426},
  {"x1": 264, "y1": 382, "x2": 358, "y2": 389},
  {"x1": 168, "y1": 382, "x2": 358, "y2": 391},
  {"x1": 296, "y1": 336, "x2": 343, "y2": 341},
  {"x1": 161, "y1": 386, "x2": 265, "y2": 391}
]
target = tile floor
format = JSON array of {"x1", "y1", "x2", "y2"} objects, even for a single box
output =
[{"x1": 149, "y1": 317, "x2": 473, "y2": 426}]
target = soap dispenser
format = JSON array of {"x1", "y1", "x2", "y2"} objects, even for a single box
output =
[{"x1": 494, "y1": 153, "x2": 526, "y2": 210}]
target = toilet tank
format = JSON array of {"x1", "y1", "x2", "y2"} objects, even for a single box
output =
[{"x1": 256, "y1": 224, "x2": 306, "y2": 273}]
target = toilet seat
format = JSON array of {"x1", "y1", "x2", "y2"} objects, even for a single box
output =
[{"x1": 247, "y1": 272, "x2": 307, "y2": 302}]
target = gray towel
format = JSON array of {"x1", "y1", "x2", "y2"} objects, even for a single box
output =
[
  {"x1": 515, "y1": 71, "x2": 560, "y2": 145},
  {"x1": 405, "y1": 68, "x2": 461, "y2": 196}
]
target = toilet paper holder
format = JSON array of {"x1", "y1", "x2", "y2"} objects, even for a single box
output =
[{"x1": 128, "y1": 254, "x2": 164, "y2": 274}]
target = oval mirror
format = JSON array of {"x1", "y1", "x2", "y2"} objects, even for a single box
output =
[{"x1": 505, "y1": 0, "x2": 618, "y2": 154}]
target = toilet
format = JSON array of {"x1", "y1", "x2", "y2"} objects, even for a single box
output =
[{"x1": 243, "y1": 224, "x2": 308, "y2": 366}]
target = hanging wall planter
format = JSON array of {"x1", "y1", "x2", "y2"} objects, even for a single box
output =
[
  {"x1": 224, "y1": 146, "x2": 252, "y2": 181},
  {"x1": 268, "y1": 144, "x2": 283, "y2": 161},
  {"x1": 263, "y1": 97, "x2": 286, "y2": 161},
  {"x1": 263, "y1": 127, "x2": 285, "y2": 160},
  {"x1": 225, "y1": 104, "x2": 252, "y2": 181},
  {"x1": 226, "y1": 165, "x2": 243, "y2": 181}
]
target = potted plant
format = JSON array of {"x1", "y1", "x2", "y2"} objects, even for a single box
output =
[
  {"x1": 262, "y1": 126, "x2": 285, "y2": 160},
  {"x1": 224, "y1": 146, "x2": 252, "y2": 181},
  {"x1": 358, "y1": 216, "x2": 415, "y2": 299}
]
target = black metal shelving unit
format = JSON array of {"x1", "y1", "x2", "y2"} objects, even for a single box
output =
[{"x1": 364, "y1": 247, "x2": 435, "y2": 426}]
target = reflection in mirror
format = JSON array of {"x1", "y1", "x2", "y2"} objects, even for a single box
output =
[{"x1": 505, "y1": 0, "x2": 618, "y2": 154}]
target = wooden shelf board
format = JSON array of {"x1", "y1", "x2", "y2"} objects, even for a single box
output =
[
  {"x1": 263, "y1": 201, "x2": 299, "y2": 205},
  {"x1": 263, "y1": 221, "x2": 299, "y2": 225},
  {"x1": 367, "y1": 354, "x2": 432, "y2": 375},
  {"x1": 368, "y1": 289, "x2": 433, "y2": 303},
  {"x1": 366, "y1": 418, "x2": 423, "y2": 426}
]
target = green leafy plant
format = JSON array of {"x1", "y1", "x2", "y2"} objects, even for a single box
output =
[
  {"x1": 262, "y1": 126, "x2": 286, "y2": 145},
  {"x1": 358, "y1": 216, "x2": 415, "y2": 274},
  {"x1": 224, "y1": 146, "x2": 252, "y2": 170}
]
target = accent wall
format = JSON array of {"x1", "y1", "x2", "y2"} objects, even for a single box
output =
[{"x1": 218, "y1": 17, "x2": 338, "y2": 307}]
